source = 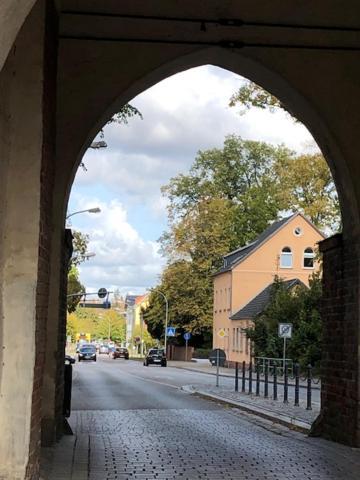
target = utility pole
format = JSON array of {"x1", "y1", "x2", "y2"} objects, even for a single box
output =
[{"x1": 140, "y1": 311, "x2": 144, "y2": 356}]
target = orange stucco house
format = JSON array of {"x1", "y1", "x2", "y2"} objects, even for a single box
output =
[{"x1": 212, "y1": 213, "x2": 325, "y2": 364}]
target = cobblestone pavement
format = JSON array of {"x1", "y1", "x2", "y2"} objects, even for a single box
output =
[
  {"x1": 43, "y1": 408, "x2": 360, "y2": 480},
  {"x1": 184, "y1": 384, "x2": 319, "y2": 427}
]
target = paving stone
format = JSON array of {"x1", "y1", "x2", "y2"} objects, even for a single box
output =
[{"x1": 42, "y1": 408, "x2": 360, "y2": 479}]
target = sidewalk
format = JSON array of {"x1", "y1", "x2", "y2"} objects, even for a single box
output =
[
  {"x1": 169, "y1": 360, "x2": 320, "y2": 432},
  {"x1": 168, "y1": 359, "x2": 320, "y2": 389},
  {"x1": 182, "y1": 383, "x2": 319, "y2": 432}
]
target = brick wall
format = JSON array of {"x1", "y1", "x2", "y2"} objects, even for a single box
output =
[
  {"x1": 25, "y1": 2, "x2": 58, "y2": 478},
  {"x1": 314, "y1": 233, "x2": 360, "y2": 446}
]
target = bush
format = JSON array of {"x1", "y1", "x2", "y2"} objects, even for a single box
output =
[{"x1": 193, "y1": 348, "x2": 212, "y2": 359}]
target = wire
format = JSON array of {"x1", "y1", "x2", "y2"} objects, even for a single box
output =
[
  {"x1": 59, "y1": 34, "x2": 360, "y2": 51},
  {"x1": 61, "y1": 10, "x2": 360, "y2": 33}
]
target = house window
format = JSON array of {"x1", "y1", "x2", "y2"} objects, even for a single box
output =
[
  {"x1": 280, "y1": 247, "x2": 293, "y2": 268},
  {"x1": 303, "y1": 247, "x2": 315, "y2": 268}
]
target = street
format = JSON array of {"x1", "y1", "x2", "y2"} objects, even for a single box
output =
[{"x1": 41, "y1": 356, "x2": 360, "y2": 479}]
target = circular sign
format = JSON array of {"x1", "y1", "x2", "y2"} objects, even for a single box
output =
[
  {"x1": 183, "y1": 332, "x2": 191, "y2": 341},
  {"x1": 98, "y1": 287, "x2": 107, "y2": 299},
  {"x1": 209, "y1": 348, "x2": 226, "y2": 366}
]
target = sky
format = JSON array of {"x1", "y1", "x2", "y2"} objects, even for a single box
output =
[{"x1": 67, "y1": 65, "x2": 315, "y2": 297}]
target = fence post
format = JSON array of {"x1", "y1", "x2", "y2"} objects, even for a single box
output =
[
  {"x1": 273, "y1": 364, "x2": 278, "y2": 401},
  {"x1": 242, "y1": 361, "x2": 246, "y2": 392},
  {"x1": 306, "y1": 364, "x2": 312, "y2": 410},
  {"x1": 256, "y1": 361, "x2": 260, "y2": 396},
  {"x1": 283, "y1": 361, "x2": 288, "y2": 404},
  {"x1": 248, "y1": 361, "x2": 253, "y2": 394},
  {"x1": 235, "y1": 362, "x2": 239, "y2": 392},
  {"x1": 294, "y1": 363, "x2": 300, "y2": 407},
  {"x1": 264, "y1": 359, "x2": 269, "y2": 398}
]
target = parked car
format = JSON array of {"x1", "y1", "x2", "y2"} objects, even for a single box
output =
[
  {"x1": 99, "y1": 344, "x2": 109, "y2": 354},
  {"x1": 78, "y1": 344, "x2": 97, "y2": 362},
  {"x1": 144, "y1": 348, "x2": 167, "y2": 367},
  {"x1": 112, "y1": 347, "x2": 129, "y2": 360},
  {"x1": 65, "y1": 354, "x2": 75, "y2": 364}
]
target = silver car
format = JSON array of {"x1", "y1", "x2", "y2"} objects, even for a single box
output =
[{"x1": 99, "y1": 344, "x2": 109, "y2": 354}]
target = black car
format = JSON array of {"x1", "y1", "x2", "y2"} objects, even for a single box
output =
[
  {"x1": 78, "y1": 344, "x2": 97, "y2": 362},
  {"x1": 112, "y1": 347, "x2": 129, "y2": 360},
  {"x1": 144, "y1": 348, "x2": 167, "y2": 367}
]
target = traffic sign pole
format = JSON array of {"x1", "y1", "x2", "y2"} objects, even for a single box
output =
[
  {"x1": 283, "y1": 337, "x2": 286, "y2": 374},
  {"x1": 216, "y1": 349, "x2": 220, "y2": 387},
  {"x1": 185, "y1": 339, "x2": 188, "y2": 362}
]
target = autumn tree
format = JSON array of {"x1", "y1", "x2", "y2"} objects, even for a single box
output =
[{"x1": 229, "y1": 80, "x2": 340, "y2": 230}]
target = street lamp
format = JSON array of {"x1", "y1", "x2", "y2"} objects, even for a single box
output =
[
  {"x1": 70, "y1": 252, "x2": 96, "y2": 265},
  {"x1": 148, "y1": 288, "x2": 169, "y2": 352},
  {"x1": 66, "y1": 207, "x2": 101, "y2": 220}
]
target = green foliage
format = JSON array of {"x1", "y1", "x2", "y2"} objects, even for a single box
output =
[
  {"x1": 99, "y1": 104, "x2": 142, "y2": 138},
  {"x1": 246, "y1": 274, "x2": 323, "y2": 368},
  {"x1": 229, "y1": 79, "x2": 293, "y2": 117},
  {"x1": 66, "y1": 308, "x2": 126, "y2": 344},
  {"x1": 274, "y1": 153, "x2": 340, "y2": 231},
  {"x1": 95, "y1": 310, "x2": 126, "y2": 343},
  {"x1": 67, "y1": 266, "x2": 85, "y2": 313},
  {"x1": 70, "y1": 230, "x2": 90, "y2": 268},
  {"x1": 229, "y1": 81, "x2": 340, "y2": 230}
]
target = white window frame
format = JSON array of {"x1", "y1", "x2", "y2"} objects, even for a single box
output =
[
  {"x1": 280, "y1": 246, "x2": 293, "y2": 269},
  {"x1": 303, "y1": 247, "x2": 315, "y2": 269}
]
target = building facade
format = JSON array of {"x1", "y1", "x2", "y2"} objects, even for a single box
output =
[{"x1": 213, "y1": 213, "x2": 324, "y2": 364}]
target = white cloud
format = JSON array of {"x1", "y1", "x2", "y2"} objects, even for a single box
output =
[{"x1": 72, "y1": 197, "x2": 165, "y2": 295}]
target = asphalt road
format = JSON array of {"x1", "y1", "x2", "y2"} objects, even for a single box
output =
[
  {"x1": 71, "y1": 356, "x2": 219, "y2": 410},
  {"x1": 71, "y1": 356, "x2": 320, "y2": 410}
]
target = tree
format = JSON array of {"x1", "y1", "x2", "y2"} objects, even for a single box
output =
[
  {"x1": 95, "y1": 310, "x2": 126, "y2": 344},
  {"x1": 70, "y1": 230, "x2": 90, "y2": 267},
  {"x1": 274, "y1": 153, "x2": 340, "y2": 231},
  {"x1": 246, "y1": 274, "x2": 322, "y2": 368},
  {"x1": 229, "y1": 81, "x2": 341, "y2": 231},
  {"x1": 161, "y1": 135, "x2": 290, "y2": 257},
  {"x1": 229, "y1": 79, "x2": 294, "y2": 118},
  {"x1": 67, "y1": 266, "x2": 85, "y2": 313}
]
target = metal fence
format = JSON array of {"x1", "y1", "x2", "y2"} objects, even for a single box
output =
[{"x1": 234, "y1": 359, "x2": 320, "y2": 410}]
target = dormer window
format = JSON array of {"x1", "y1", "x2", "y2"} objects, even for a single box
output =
[
  {"x1": 303, "y1": 247, "x2": 315, "y2": 268},
  {"x1": 280, "y1": 247, "x2": 293, "y2": 268}
]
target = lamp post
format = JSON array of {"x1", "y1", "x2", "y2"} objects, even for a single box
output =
[
  {"x1": 148, "y1": 289, "x2": 169, "y2": 352},
  {"x1": 66, "y1": 207, "x2": 101, "y2": 220}
]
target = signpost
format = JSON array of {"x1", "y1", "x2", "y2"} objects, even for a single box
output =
[
  {"x1": 183, "y1": 332, "x2": 191, "y2": 361},
  {"x1": 209, "y1": 349, "x2": 226, "y2": 387},
  {"x1": 166, "y1": 326, "x2": 176, "y2": 337},
  {"x1": 98, "y1": 287, "x2": 107, "y2": 299},
  {"x1": 278, "y1": 323, "x2": 293, "y2": 373}
]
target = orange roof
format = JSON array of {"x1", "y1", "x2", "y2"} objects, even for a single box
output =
[{"x1": 135, "y1": 294, "x2": 148, "y2": 305}]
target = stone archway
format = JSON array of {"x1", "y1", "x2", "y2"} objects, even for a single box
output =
[{"x1": 1, "y1": 2, "x2": 360, "y2": 478}]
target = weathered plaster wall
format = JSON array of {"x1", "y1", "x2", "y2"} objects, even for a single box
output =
[{"x1": 0, "y1": 2, "x2": 49, "y2": 478}]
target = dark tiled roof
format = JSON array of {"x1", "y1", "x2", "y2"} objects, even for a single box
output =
[
  {"x1": 230, "y1": 278, "x2": 305, "y2": 320},
  {"x1": 215, "y1": 215, "x2": 296, "y2": 275}
]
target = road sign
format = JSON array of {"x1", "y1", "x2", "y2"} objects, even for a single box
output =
[
  {"x1": 98, "y1": 287, "x2": 108, "y2": 299},
  {"x1": 183, "y1": 332, "x2": 191, "y2": 341},
  {"x1": 217, "y1": 328, "x2": 227, "y2": 338},
  {"x1": 166, "y1": 327, "x2": 176, "y2": 337},
  {"x1": 209, "y1": 348, "x2": 226, "y2": 365},
  {"x1": 278, "y1": 323, "x2": 293, "y2": 338}
]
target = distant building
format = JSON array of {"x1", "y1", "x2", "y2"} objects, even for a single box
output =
[
  {"x1": 212, "y1": 213, "x2": 325, "y2": 364},
  {"x1": 125, "y1": 293, "x2": 149, "y2": 347}
]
